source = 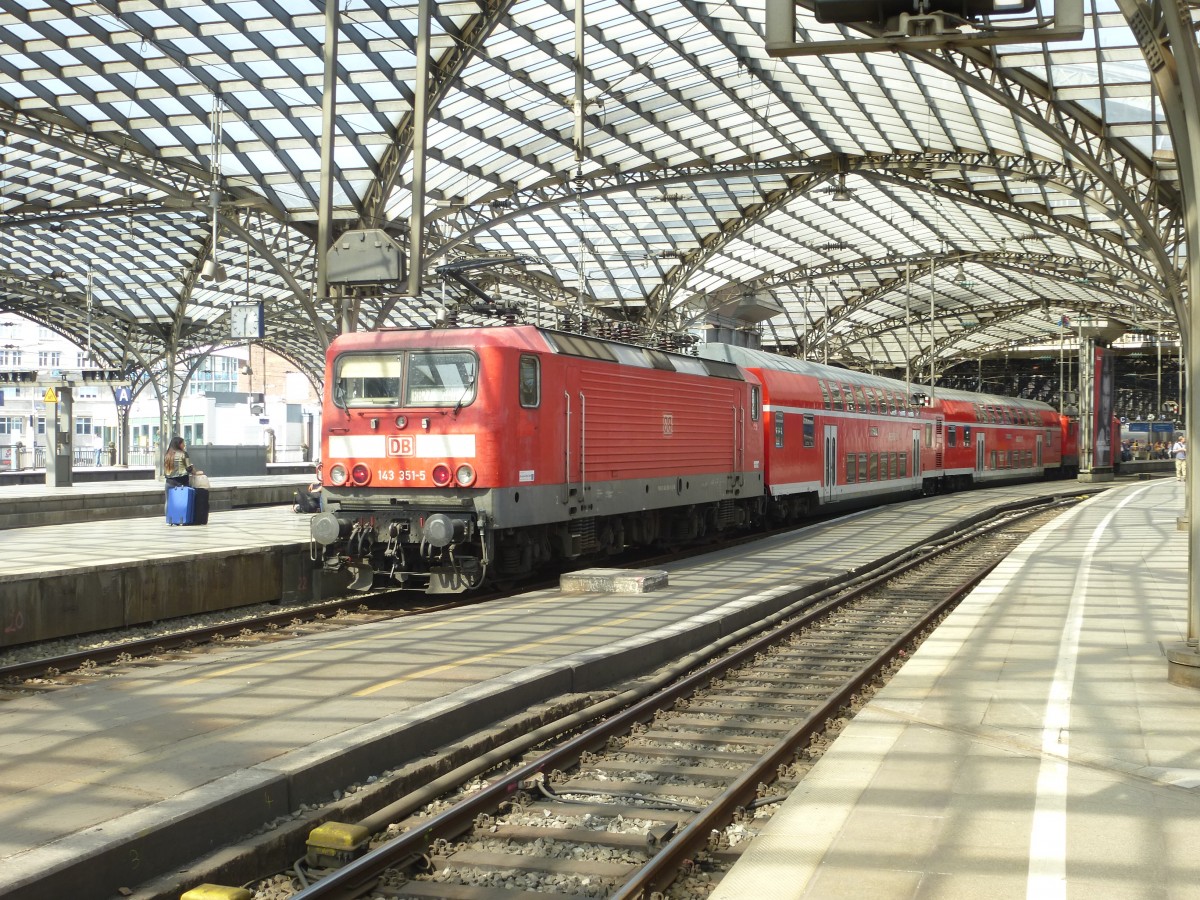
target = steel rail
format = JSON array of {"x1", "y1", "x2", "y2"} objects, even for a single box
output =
[{"x1": 290, "y1": 497, "x2": 1073, "y2": 899}]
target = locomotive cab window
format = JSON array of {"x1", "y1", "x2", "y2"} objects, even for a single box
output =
[
  {"x1": 333, "y1": 350, "x2": 478, "y2": 409},
  {"x1": 333, "y1": 354, "x2": 403, "y2": 407},
  {"x1": 406, "y1": 351, "x2": 478, "y2": 406},
  {"x1": 519, "y1": 355, "x2": 540, "y2": 408},
  {"x1": 751, "y1": 385, "x2": 761, "y2": 421}
]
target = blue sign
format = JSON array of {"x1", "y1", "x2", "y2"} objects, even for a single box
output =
[{"x1": 114, "y1": 386, "x2": 133, "y2": 408}]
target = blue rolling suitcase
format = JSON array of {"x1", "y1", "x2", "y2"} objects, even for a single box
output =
[{"x1": 166, "y1": 486, "x2": 196, "y2": 525}]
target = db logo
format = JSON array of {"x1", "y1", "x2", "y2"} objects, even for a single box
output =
[
  {"x1": 662, "y1": 413, "x2": 674, "y2": 436},
  {"x1": 387, "y1": 435, "x2": 414, "y2": 456}
]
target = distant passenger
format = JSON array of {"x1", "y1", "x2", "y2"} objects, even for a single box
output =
[
  {"x1": 1171, "y1": 435, "x2": 1187, "y2": 482},
  {"x1": 294, "y1": 460, "x2": 323, "y2": 513},
  {"x1": 164, "y1": 435, "x2": 202, "y2": 488}
]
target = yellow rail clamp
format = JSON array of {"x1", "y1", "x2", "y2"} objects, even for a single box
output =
[
  {"x1": 179, "y1": 886, "x2": 252, "y2": 900},
  {"x1": 306, "y1": 821, "x2": 372, "y2": 869}
]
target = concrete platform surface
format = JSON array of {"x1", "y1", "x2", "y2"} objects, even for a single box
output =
[
  {"x1": 0, "y1": 480, "x2": 1108, "y2": 900},
  {"x1": 711, "y1": 479, "x2": 1199, "y2": 900}
]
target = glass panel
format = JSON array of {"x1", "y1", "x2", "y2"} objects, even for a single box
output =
[
  {"x1": 406, "y1": 350, "x2": 478, "y2": 406},
  {"x1": 334, "y1": 353, "x2": 403, "y2": 407},
  {"x1": 519, "y1": 355, "x2": 540, "y2": 408}
]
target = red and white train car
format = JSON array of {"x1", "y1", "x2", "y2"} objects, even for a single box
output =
[
  {"x1": 699, "y1": 344, "x2": 1075, "y2": 519},
  {"x1": 311, "y1": 326, "x2": 764, "y2": 591}
]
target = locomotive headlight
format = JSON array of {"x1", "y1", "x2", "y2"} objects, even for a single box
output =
[
  {"x1": 329, "y1": 463, "x2": 349, "y2": 486},
  {"x1": 432, "y1": 463, "x2": 452, "y2": 486},
  {"x1": 395, "y1": 415, "x2": 407, "y2": 428},
  {"x1": 351, "y1": 463, "x2": 371, "y2": 485},
  {"x1": 455, "y1": 464, "x2": 476, "y2": 486}
]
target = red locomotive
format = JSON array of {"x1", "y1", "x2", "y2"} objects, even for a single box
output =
[
  {"x1": 310, "y1": 326, "x2": 1079, "y2": 592},
  {"x1": 310, "y1": 326, "x2": 764, "y2": 592}
]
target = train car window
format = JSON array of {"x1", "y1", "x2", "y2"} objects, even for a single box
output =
[
  {"x1": 699, "y1": 358, "x2": 744, "y2": 380},
  {"x1": 1002, "y1": 407, "x2": 1012, "y2": 425},
  {"x1": 751, "y1": 385, "x2": 761, "y2": 421},
  {"x1": 671, "y1": 357, "x2": 709, "y2": 377},
  {"x1": 962, "y1": 425, "x2": 972, "y2": 447},
  {"x1": 645, "y1": 350, "x2": 675, "y2": 371},
  {"x1": 990, "y1": 450, "x2": 998, "y2": 469},
  {"x1": 947, "y1": 424, "x2": 957, "y2": 447},
  {"x1": 844, "y1": 384, "x2": 857, "y2": 411},
  {"x1": 859, "y1": 386, "x2": 875, "y2": 413},
  {"x1": 406, "y1": 351, "x2": 479, "y2": 406},
  {"x1": 819, "y1": 380, "x2": 831, "y2": 410},
  {"x1": 774, "y1": 411, "x2": 785, "y2": 448},
  {"x1": 924, "y1": 422, "x2": 934, "y2": 447},
  {"x1": 857, "y1": 453, "x2": 868, "y2": 483},
  {"x1": 898, "y1": 452, "x2": 908, "y2": 477},
  {"x1": 831, "y1": 383, "x2": 844, "y2": 411},
  {"x1": 610, "y1": 344, "x2": 652, "y2": 368},
  {"x1": 846, "y1": 452, "x2": 856, "y2": 483},
  {"x1": 868, "y1": 453, "x2": 879, "y2": 481},
  {"x1": 546, "y1": 332, "x2": 617, "y2": 362},
  {"x1": 519, "y1": 355, "x2": 540, "y2": 408},
  {"x1": 889, "y1": 452, "x2": 898, "y2": 478},
  {"x1": 803, "y1": 413, "x2": 814, "y2": 448},
  {"x1": 333, "y1": 353, "x2": 403, "y2": 407}
]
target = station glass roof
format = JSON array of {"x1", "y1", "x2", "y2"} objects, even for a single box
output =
[{"x1": 0, "y1": 0, "x2": 1190, "y2": 389}]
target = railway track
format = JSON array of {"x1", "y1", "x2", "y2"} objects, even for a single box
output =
[
  {"x1": 0, "y1": 513, "x2": 835, "y2": 690},
  {"x1": 0, "y1": 592, "x2": 496, "y2": 688},
  {"x1": 241, "y1": 498, "x2": 1072, "y2": 900}
]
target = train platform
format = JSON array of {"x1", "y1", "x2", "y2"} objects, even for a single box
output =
[
  {"x1": 711, "y1": 478, "x2": 1196, "y2": 900},
  {"x1": 0, "y1": 477, "x2": 326, "y2": 647},
  {"x1": 0, "y1": 472, "x2": 311, "y2": 529},
  {"x1": 0, "y1": 479, "x2": 1119, "y2": 900}
]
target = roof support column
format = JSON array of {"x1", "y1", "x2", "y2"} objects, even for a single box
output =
[
  {"x1": 406, "y1": 0, "x2": 432, "y2": 298},
  {"x1": 1153, "y1": 0, "x2": 1200, "y2": 681},
  {"x1": 318, "y1": 0, "x2": 339, "y2": 330}
]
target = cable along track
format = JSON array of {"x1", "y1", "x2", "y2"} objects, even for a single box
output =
[{"x1": 278, "y1": 499, "x2": 1072, "y2": 900}]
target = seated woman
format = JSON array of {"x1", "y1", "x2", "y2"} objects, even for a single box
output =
[{"x1": 294, "y1": 460, "x2": 323, "y2": 513}]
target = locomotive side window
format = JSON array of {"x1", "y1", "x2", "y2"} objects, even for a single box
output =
[
  {"x1": 751, "y1": 385, "x2": 761, "y2": 421},
  {"x1": 846, "y1": 452, "x2": 856, "y2": 483},
  {"x1": 802, "y1": 413, "x2": 814, "y2": 448},
  {"x1": 889, "y1": 452, "x2": 898, "y2": 478},
  {"x1": 519, "y1": 355, "x2": 540, "y2": 407},
  {"x1": 406, "y1": 351, "x2": 478, "y2": 406},
  {"x1": 857, "y1": 453, "x2": 868, "y2": 483},
  {"x1": 898, "y1": 452, "x2": 908, "y2": 477},
  {"x1": 924, "y1": 422, "x2": 934, "y2": 447},
  {"x1": 868, "y1": 453, "x2": 879, "y2": 481}
]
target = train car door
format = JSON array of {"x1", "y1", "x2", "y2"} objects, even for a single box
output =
[
  {"x1": 823, "y1": 424, "x2": 837, "y2": 502},
  {"x1": 975, "y1": 432, "x2": 986, "y2": 473}
]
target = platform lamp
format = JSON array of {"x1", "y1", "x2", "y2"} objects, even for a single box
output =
[{"x1": 201, "y1": 96, "x2": 227, "y2": 283}]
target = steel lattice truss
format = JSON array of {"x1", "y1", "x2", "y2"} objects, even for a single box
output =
[{"x1": 0, "y1": 0, "x2": 1190, "y2": 389}]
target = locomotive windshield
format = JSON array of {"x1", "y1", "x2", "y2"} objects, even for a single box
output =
[{"x1": 333, "y1": 350, "x2": 478, "y2": 408}]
